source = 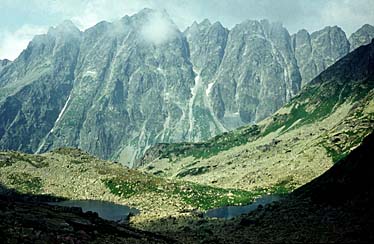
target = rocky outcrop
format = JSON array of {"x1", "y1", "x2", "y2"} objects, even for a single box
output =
[
  {"x1": 349, "y1": 24, "x2": 374, "y2": 51},
  {"x1": 185, "y1": 19, "x2": 228, "y2": 83},
  {"x1": 0, "y1": 59, "x2": 10, "y2": 66},
  {"x1": 0, "y1": 20, "x2": 81, "y2": 153},
  {"x1": 292, "y1": 26, "x2": 350, "y2": 86},
  {"x1": 210, "y1": 20, "x2": 301, "y2": 125},
  {"x1": 183, "y1": 20, "x2": 229, "y2": 141}
]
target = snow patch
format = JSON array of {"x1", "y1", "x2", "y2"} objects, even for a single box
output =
[
  {"x1": 187, "y1": 68, "x2": 203, "y2": 140},
  {"x1": 206, "y1": 82, "x2": 214, "y2": 96},
  {"x1": 36, "y1": 93, "x2": 72, "y2": 154},
  {"x1": 157, "y1": 67, "x2": 164, "y2": 72},
  {"x1": 84, "y1": 70, "x2": 97, "y2": 78},
  {"x1": 51, "y1": 94, "x2": 71, "y2": 132}
]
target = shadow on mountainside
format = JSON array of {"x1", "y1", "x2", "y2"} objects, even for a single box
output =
[
  {"x1": 156, "y1": 130, "x2": 374, "y2": 243},
  {"x1": 1, "y1": 129, "x2": 374, "y2": 243},
  {"x1": 0, "y1": 183, "x2": 175, "y2": 244},
  {"x1": 0, "y1": 182, "x2": 67, "y2": 203}
]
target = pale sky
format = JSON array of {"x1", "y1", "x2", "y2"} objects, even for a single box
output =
[{"x1": 1, "y1": 0, "x2": 373, "y2": 60}]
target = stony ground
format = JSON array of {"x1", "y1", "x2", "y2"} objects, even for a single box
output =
[
  {"x1": 0, "y1": 149, "x2": 186, "y2": 228},
  {"x1": 0, "y1": 194, "x2": 175, "y2": 244},
  {"x1": 1, "y1": 131, "x2": 373, "y2": 243},
  {"x1": 0, "y1": 148, "x2": 263, "y2": 232}
]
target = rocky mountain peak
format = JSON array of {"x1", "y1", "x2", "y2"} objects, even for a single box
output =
[
  {"x1": 349, "y1": 24, "x2": 374, "y2": 51},
  {"x1": 211, "y1": 21, "x2": 224, "y2": 29},
  {"x1": 185, "y1": 18, "x2": 228, "y2": 74},
  {"x1": 200, "y1": 19, "x2": 212, "y2": 27},
  {"x1": 0, "y1": 59, "x2": 11, "y2": 74},
  {"x1": 232, "y1": 19, "x2": 288, "y2": 41},
  {"x1": 0, "y1": 9, "x2": 373, "y2": 166},
  {"x1": 292, "y1": 25, "x2": 350, "y2": 86},
  {"x1": 210, "y1": 18, "x2": 300, "y2": 124},
  {"x1": 0, "y1": 59, "x2": 11, "y2": 67},
  {"x1": 293, "y1": 29, "x2": 310, "y2": 42},
  {"x1": 310, "y1": 26, "x2": 350, "y2": 59},
  {"x1": 312, "y1": 39, "x2": 374, "y2": 84},
  {"x1": 47, "y1": 20, "x2": 81, "y2": 38},
  {"x1": 58, "y1": 20, "x2": 79, "y2": 30},
  {"x1": 128, "y1": 8, "x2": 181, "y2": 46},
  {"x1": 234, "y1": 19, "x2": 265, "y2": 36},
  {"x1": 135, "y1": 7, "x2": 162, "y2": 16},
  {"x1": 188, "y1": 20, "x2": 199, "y2": 30},
  {"x1": 185, "y1": 19, "x2": 216, "y2": 37},
  {"x1": 310, "y1": 25, "x2": 346, "y2": 41},
  {"x1": 131, "y1": 8, "x2": 174, "y2": 25}
]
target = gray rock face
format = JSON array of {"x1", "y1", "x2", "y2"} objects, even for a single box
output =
[
  {"x1": 292, "y1": 26, "x2": 350, "y2": 85},
  {"x1": 0, "y1": 9, "x2": 371, "y2": 166},
  {"x1": 183, "y1": 20, "x2": 229, "y2": 141},
  {"x1": 0, "y1": 59, "x2": 11, "y2": 67},
  {"x1": 349, "y1": 24, "x2": 374, "y2": 51},
  {"x1": 185, "y1": 19, "x2": 228, "y2": 82},
  {"x1": 0, "y1": 59, "x2": 10, "y2": 74},
  {"x1": 0, "y1": 20, "x2": 81, "y2": 153},
  {"x1": 35, "y1": 9, "x2": 196, "y2": 165},
  {"x1": 210, "y1": 20, "x2": 301, "y2": 124}
]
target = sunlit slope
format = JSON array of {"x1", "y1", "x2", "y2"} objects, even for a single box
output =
[
  {"x1": 0, "y1": 148, "x2": 277, "y2": 230},
  {"x1": 141, "y1": 40, "x2": 374, "y2": 192}
]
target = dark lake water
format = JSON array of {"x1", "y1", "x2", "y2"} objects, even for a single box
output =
[
  {"x1": 204, "y1": 195, "x2": 281, "y2": 219},
  {"x1": 48, "y1": 200, "x2": 139, "y2": 222}
]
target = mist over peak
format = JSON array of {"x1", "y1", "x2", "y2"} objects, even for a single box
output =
[{"x1": 139, "y1": 9, "x2": 179, "y2": 45}]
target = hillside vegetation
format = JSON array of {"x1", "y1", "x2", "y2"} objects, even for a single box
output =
[
  {"x1": 0, "y1": 148, "x2": 278, "y2": 230},
  {"x1": 141, "y1": 41, "x2": 374, "y2": 194}
]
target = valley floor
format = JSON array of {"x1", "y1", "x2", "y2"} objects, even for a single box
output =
[{"x1": 1, "y1": 131, "x2": 373, "y2": 243}]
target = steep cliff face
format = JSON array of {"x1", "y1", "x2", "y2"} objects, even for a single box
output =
[
  {"x1": 292, "y1": 26, "x2": 350, "y2": 86},
  {"x1": 185, "y1": 19, "x2": 228, "y2": 82},
  {"x1": 0, "y1": 9, "x2": 372, "y2": 166},
  {"x1": 210, "y1": 20, "x2": 301, "y2": 125},
  {"x1": 142, "y1": 40, "x2": 374, "y2": 192},
  {"x1": 0, "y1": 21, "x2": 81, "y2": 153},
  {"x1": 36, "y1": 10, "x2": 197, "y2": 165},
  {"x1": 349, "y1": 24, "x2": 374, "y2": 51},
  {"x1": 0, "y1": 10, "x2": 197, "y2": 165},
  {"x1": 183, "y1": 20, "x2": 229, "y2": 141}
]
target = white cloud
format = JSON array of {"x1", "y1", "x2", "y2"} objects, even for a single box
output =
[
  {"x1": 320, "y1": 0, "x2": 374, "y2": 35},
  {"x1": 0, "y1": 25, "x2": 48, "y2": 60},
  {"x1": 141, "y1": 11, "x2": 178, "y2": 45},
  {"x1": 70, "y1": 0, "x2": 124, "y2": 30}
]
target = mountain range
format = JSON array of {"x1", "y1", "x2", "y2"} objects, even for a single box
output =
[
  {"x1": 0, "y1": 9, "x2": 374, "y2": 242},
  {"x1": 141, "y1": 39, "x2": 374, "y2": 192},
  {"x1": 0, "y1": 8, "x2": 373, "y2": 166}
]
